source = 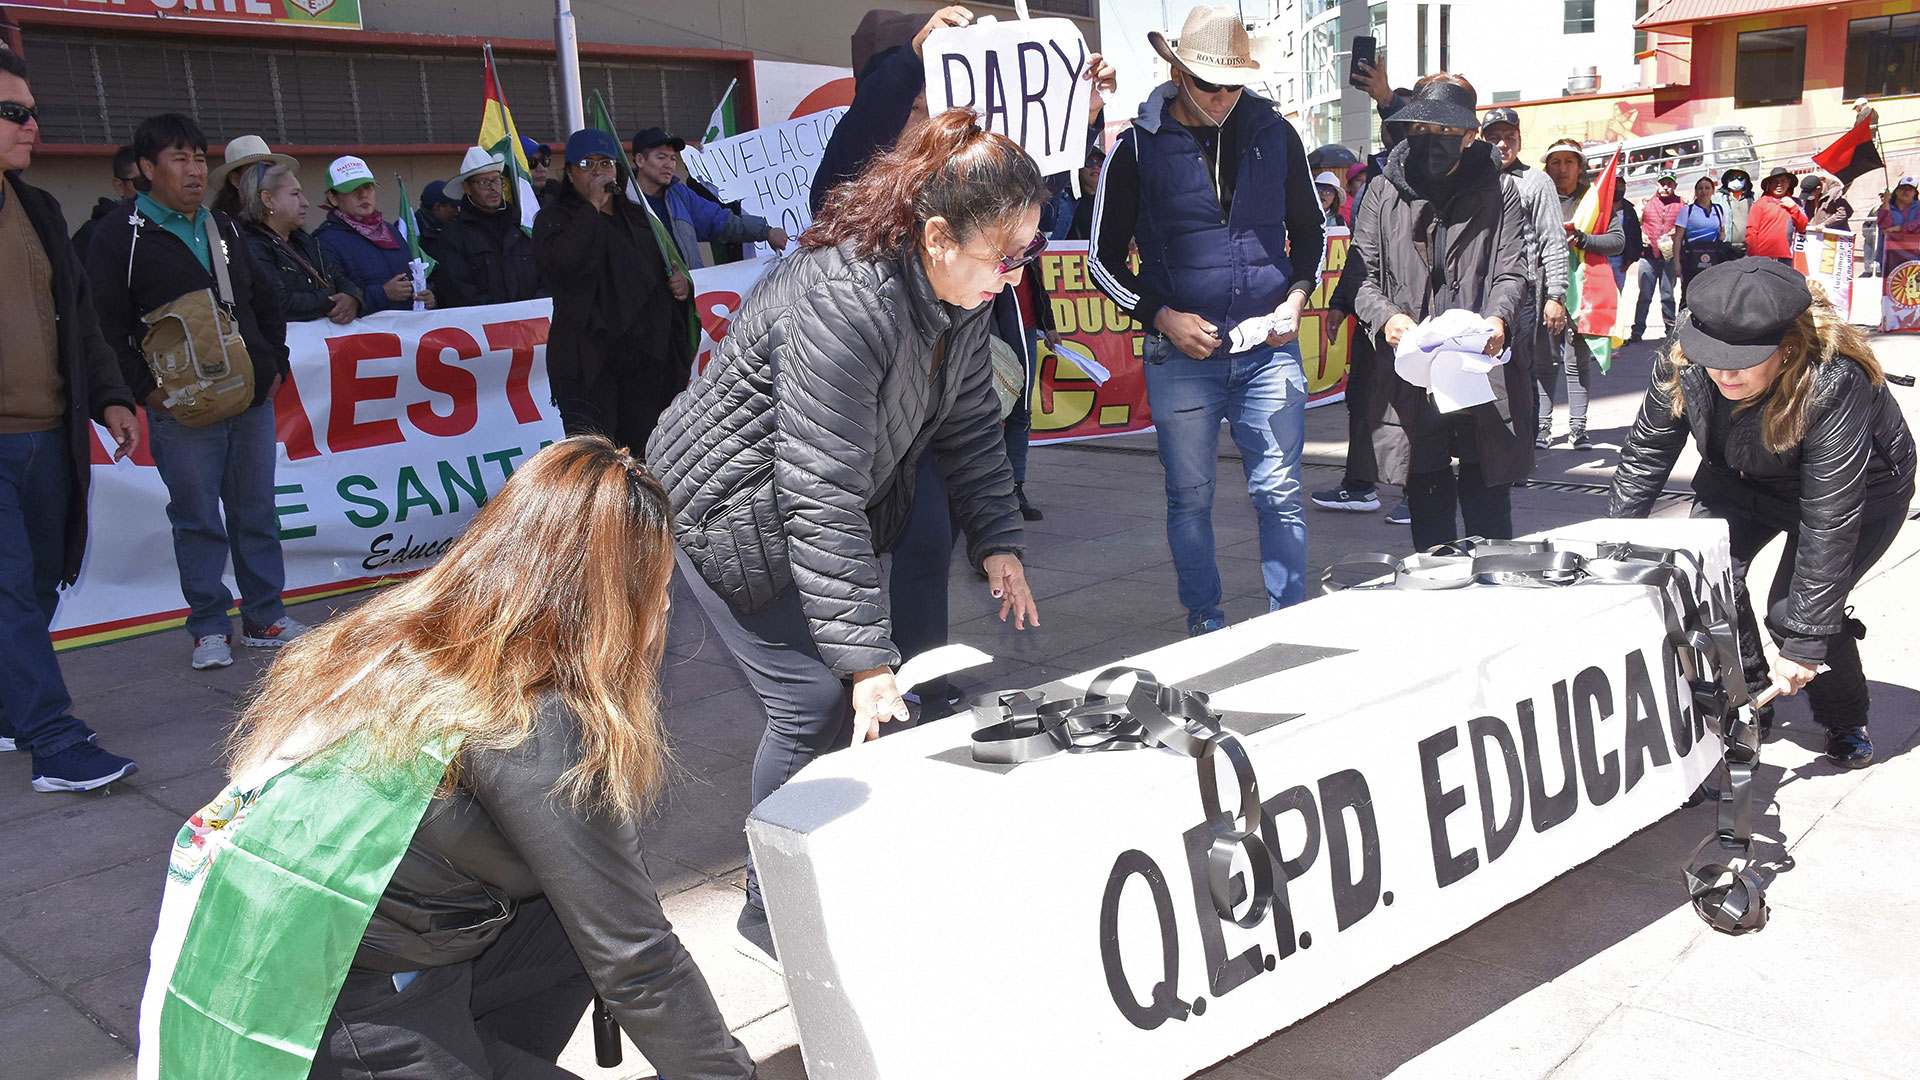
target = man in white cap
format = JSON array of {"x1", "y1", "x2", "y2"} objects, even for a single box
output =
[
  {"x1": 1088, "y1": 5, "x2": 1324, "y2": 637},
  {"x1": 430, "y1": 145, "x2": 543, "y2": 308}
]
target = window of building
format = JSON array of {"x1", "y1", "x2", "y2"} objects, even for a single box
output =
[
  {"x1": 1634, "y1": 0, "x2": 1650, "y2": 55},
  {"x1": 1439, "y1": 4, "x2": 1451, "y2": 71},
  {"x1": 1845, "y1": 14, "x2": 1920, "y2": 99},
  {"x1": 1305, "y1": 21, "x2": 1339, "y2": 100},
  {"x1": 1734, "y1": 26, "x2": 1806, "y2": 108},
  {"x1": 1564, "y1": 1, "x2": 1595, "y2": 35},
  {"x1": 1491, "y1": 90, "x2": 1522, "y2": 103},
  {"x1": 1026, "y1": 0, "x2": 1094, "y2": 15},
  {"x1": 1417, "y1": 4, "x2": 1429, "y2": 76}
]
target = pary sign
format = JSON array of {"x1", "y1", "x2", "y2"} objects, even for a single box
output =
[{"x1": 922, "y1": 15, "x2": 1093, "y2": 179}]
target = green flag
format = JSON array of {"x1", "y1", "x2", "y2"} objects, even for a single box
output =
[
  {"x1": 139, "y1": 732, "x2": 461, "y2": 1079},
  {"x1": 392, "y1": 172, "x2": 435, "y2": 277},
  {"x1": 589, "y1": 89, "x2": 701, "y2": 358},
  {"x1": 702, "y1": 79, "x2": 739, "y2": 145}
]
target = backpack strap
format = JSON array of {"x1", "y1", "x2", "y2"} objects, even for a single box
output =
[{"x1": 204, "y1": 212, "x2": 236, "y2": 309}]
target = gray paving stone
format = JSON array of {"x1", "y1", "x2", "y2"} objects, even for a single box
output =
[
  {"x1": 0, "y1": 856, "x2": 166, "y2": 988},
  {"x1": 1547, "y1": 1005, "x2": 1894, "y2": 1080},
  {"x1": 659, "y1": 654, "x2": 749, "y2": 708},
  {"x1": 68, "y1": 959, "x2": 148, "y2": 1044},
  {"x1": 0, "y1": 792, "x2": 180, "y2": 902},
  {"x1": 0, "y1": 951, "x2": 43, "y2": 1012},
  {"x1": 0, "y1": 994, "x2": 133, "y2": 1078},
  {"x1": 665, "y1": 686, "x2": 770, "y2": 763},
  {"x1": 640, "y1": 763, "x2": 754, "y2": 884}
]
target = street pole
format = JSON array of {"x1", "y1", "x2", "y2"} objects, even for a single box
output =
[{"x1": 555, "y1": 0, "x2": 585, "y2": 134}]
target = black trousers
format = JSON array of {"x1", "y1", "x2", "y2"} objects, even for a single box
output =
[
  {"x1": 308, "y1": 898, "x2": 595, "y2": 1079},
  {"x1": 678, "y1": 550, "x2": 854, "y2": 909},
  {"x1": 1339, "y1": 325, "x2": 1380, "y2": 490},
  {"x1": 1405, "y1": 412, "x2": 1513, "y2": 551},
  {"x1": 550, "y1": 363, "x2": 678, "y2": 457},
  {"x1": 1707, "y1": 501, "x2": 1907, "y2": 731}
]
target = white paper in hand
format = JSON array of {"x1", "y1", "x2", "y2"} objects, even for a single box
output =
[
  {"x1": 1392, "y1": 308, "x2": 1508, "y2": 413},
  {"x1": 409, "y1": 258, "x2": 429, "y2": 313}
]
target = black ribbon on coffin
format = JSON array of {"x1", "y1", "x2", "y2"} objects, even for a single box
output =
[
  {"x1": 1322, "y1": 536, "x2": 1770, "y2": 935},
  {"x1": 971, "y1": 667, "x2": 1275, "y2": 929}
]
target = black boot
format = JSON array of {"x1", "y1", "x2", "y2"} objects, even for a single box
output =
[
  {"x1": 1825, "y1": 727, "x2": 1874, "y2": 769},
  {"x1": 1015, "y1": 482, "x2": 1043, "y2": 521}
]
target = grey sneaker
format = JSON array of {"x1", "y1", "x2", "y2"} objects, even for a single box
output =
[
  {"x1": 241, "y1": 616, "x2": 310, "y2": 648},
  {"x1": 1570, "y1": 429, "x2": 1594, "y2": 450},
  {"x1": 1310, "y1": 485, "x2": 1381, "y2": 512},
  {"x1": 191, "y1": 634, "x2": 233, "y2": 670},
  {"x1": 736, "y1": 903, "x2": 782, "y2": 974},
  {"x1": 1385, "y1": 500, "x2": 1411, "y2": 526}
]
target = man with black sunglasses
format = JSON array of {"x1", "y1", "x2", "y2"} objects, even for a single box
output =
[
  {"x1": 0, "y1": 48, "x2": 144, "y2": 793},
  {"x1": 1089, "y1": 5, "x2": 1325, "y2": 637}
]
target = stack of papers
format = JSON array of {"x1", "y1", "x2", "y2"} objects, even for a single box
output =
[{"x1": 1392, "y1": 308, "x2": 1509, "y2": 413}]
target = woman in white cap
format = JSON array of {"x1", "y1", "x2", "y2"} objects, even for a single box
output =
[
  {"x1": 313, "y1": 155, "x2": 434, "y2": 313},
  {"x1": 206, "y1": 134, "x2": 295, "y2": 217},
  {"x1": 1315, "y1": 169, "x2": 1346, "y2": 227},
  {"x1": 1610, "y1": 258, "x2": 1913, "y2": 769},
  {"x1": 1875, "y1": 174, "x2": 1919, "y2": 269}
]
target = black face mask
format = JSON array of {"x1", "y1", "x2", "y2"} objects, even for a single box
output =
[{"x1": 1407, "y1": 132, "x2": 1465, "y2": 177}]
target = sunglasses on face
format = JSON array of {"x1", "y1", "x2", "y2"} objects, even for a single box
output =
[
  {"x1": 984, "y1": 233, "x2": 1048, "y2": 275},
  {"x1": 1188, "y1": 74, "x2": 1232, "y2": 94},
  {"x1": 0, "y1": 102, "x2": 37, "y2": 126}
]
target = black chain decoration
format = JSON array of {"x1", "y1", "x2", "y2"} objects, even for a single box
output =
[
  {"x1": 1323, "y1": 536, "x2": 1770, "y2": 935},
  {"x1": 971, "y1": 667, "x2": 1274, "y2": 927}
]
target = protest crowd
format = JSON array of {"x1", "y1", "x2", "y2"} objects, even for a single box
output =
[{"x1": 0, "y1": 3, "x2": 1914, "y2": 1078}]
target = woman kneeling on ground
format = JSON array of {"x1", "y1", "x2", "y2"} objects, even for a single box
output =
[
  {"x1": 1610, "y1": 259, "x2": 1913, "y2": 769},
  {"x1": 139, "y1": 437, "x2": 753, "y2": 1079}
]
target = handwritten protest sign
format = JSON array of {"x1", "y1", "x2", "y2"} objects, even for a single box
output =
[
  {"x1": 922, "y1": 16, "x2": 1093, "y2": 179},
  {"x1": 683, "y1": 107, "x2": 848, "y2": 258}
]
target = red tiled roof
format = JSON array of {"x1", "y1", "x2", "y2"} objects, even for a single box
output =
[{"x1": 1637, "y1": 0, "x2": 1840, "y2": 32}]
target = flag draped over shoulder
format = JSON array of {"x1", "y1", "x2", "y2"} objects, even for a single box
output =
[
  {"x1": 136, "y1": 732, "x2": 460, "y2": 1080},
  {"x1": 590, "y1": 89, "x2": 701, "y2": 356},
  {"x1": 478, "y1": 44, "x2": 540, "y2": 234},
  {"x1": 1813, "y1": 112, "x2": 1883, "y2": 186},
  {"x1": 1567, "y1": 150, "x2": 1623, "y2": 374}
]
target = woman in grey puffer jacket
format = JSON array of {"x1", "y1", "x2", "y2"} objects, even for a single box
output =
[{"x1": 647, "y1": 110, "x2": 1048, "y2": 941}]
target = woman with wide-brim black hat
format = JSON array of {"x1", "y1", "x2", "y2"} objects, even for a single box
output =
[{"x1": 1610, "y1": 258, "x2": 1913, "y2": 768}]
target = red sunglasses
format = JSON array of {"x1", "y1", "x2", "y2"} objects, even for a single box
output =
[{"x1": 996, "y1": 233, "x2": 1049, "y2": 274}]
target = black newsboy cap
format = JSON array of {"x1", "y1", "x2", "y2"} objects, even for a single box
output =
[{"x1": 1675, "y1": 257, "x2": 1812, "y2": 370}]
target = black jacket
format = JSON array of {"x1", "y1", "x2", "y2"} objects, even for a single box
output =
[
  {"x1": 357, "y1": 698, "x2": 754, "y2": 1080},
  {"x1": 531, "y1": 182, "x2": 680, "y2": 386},
  {"x1": 647, "y1": 242, "x2": 1025, "y2": 677},
  {"x1": 810, "y1": 44, "x2": 921, "y2": 215},
  {"x1": 1352, "y1": 140, "x2": 1531, "y2": 486},
  {"x1": 1609, "y1": 357, "x2": 1913, "y2": 660},
  {"x1": 429, "y1": 198, "x2": 544, "y2": 308},
  {"x1": 83, "y1": 198, "x2": 289, "y2": 409},
  {"x1": 241, "y1": 221, "x2": 364, "y2": 323},
  {"x1": 69, "y1": 195, "x2": 119, "y2": 264},
  {"x1": 4, "y1": 174, "x2": 139, "y2": 584}
]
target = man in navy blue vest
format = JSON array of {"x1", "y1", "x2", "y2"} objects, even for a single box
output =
[{"x1": 1090, "y1": 6, "x2": 1325, "y2": 636}]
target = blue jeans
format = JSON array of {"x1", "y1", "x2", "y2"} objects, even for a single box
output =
[
  {"x1": 1633, "y1": 255, "x2": 1676, "y2": 336},
  {"x1": 146, "y1": 403, "x2": 288, "y2": 639},
  {"x1": 1142, "y1": 339, "x2": 1309, "y2": 626},
  {"x1": 0, "y1": 430, "x2": 93, "y2": 757}
]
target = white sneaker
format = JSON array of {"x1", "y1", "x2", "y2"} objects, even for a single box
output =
[
  {"x1": 240, "y1": 616, "x2": 310, "y2": 648},
  {"x1": 0, "y1": 736, "x2": 16, "y2": 753},
  {"x1": 191, "y1": 634, "x2": 234, "y2": 670}
]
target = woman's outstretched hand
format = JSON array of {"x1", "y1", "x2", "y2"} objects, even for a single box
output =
[{"x1": 984, "y1": 553, "x2": 1039, "y2": 629}]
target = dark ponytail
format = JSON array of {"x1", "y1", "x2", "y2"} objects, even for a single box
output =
[{"x1": 805, "y1": 108, "x2": 1048, "y2": 258}]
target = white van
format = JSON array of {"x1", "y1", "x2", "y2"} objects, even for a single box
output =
[{"x1": 1579, "y1": 126, "x2": 1761, "y2": 204}]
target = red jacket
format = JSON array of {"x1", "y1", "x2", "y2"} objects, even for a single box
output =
[
  {"x1": 1639, "y1": 193, "x2": 1684, "y2": 249},
  {"x1": 1746, "y1": 194, "x2": 1808, "y2": 258}
]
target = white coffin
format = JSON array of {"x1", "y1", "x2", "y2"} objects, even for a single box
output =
[{"x1": 747, "y1": 518, "x2": 1732, "y2": 1080}]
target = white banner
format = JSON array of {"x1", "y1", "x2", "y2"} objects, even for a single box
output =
[
  {"x1": 683, "y1": 108, "x2": 849, "y2": 259},
  {"x1": 55, "y1": 259, "x2": 776, "y2": 645},
  {"x1": 923, "y1": 16, "x2": 1094, "y2": 179}
]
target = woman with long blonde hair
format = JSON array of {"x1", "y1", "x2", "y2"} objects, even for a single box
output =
[
  {"x1": 140, "y1": 437, "x2": 754, "y2": 1080},
  {"x1": 1611, "y1": 259, "x2": 1913, "y2": 768}
]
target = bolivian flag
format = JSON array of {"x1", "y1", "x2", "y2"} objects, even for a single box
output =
[
  {"x1": 1567, "y1": 150, "x2": 1623, "y2": 372},
  {"x1": 478, "y1": 43, "x2": 540, "y2": 234}
]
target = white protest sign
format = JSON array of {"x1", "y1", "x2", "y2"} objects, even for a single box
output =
[
  {"x1": 682, "y1": 107, "x2": 847, "y2": 259},
  {"x1": 922, "y1": 16, "x2": 1094, "y2": 179}
]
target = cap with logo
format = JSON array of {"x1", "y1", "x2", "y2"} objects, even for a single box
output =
[
  {"x1": 1674, "y1": 257, "x2": 1812, "y2": 371},
  {"x1": 1480, "y1": 106, "x2": 1521, "y2": 134},
  {"x1": 326, "y1": 156, "x2": 377, "y2": 194},
  {"x1": 631, "y1": 127, "x2": 686, "y2": 155}
]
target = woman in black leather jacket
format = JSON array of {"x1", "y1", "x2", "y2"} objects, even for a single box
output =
[
  {"x1": 1610, "y1": 259, "x2": 1912, "y2": 768},
  {"x1": 234, "y1": 160, "x2": 363, "y2": 324},
  {"x1": 217, "y1": 438, "x2": 754, "y2": 1079}
]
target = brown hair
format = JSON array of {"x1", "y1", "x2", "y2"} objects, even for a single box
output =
[
  {"x1": 228, "y1": 436, "x2": 678, "y2": 817},
  {"x1": 1663, "y1": 283, "x2": 1885, "y2": 453},
  {"x1": 805, "y1": 108, "x2": 1048, "y2": 258}
]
